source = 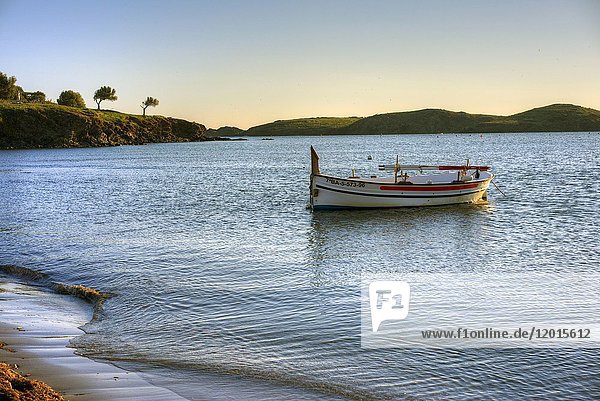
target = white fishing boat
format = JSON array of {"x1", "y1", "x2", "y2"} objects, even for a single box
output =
[{"x1": 309, "y1": 146, "x2": 494, "y2": 210}]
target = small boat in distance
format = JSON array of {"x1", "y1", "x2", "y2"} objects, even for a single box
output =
[{"x1": 309, "y1": 146, "x2": 494, "y2": 210}]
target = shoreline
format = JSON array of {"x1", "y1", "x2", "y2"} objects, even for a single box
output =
[
  {"x1": 1, "y1": 130, "x2": 597, "y2": 151},
  {"x1": 0, "y1": 280, "x2": 188, "y2": 400},
  {"x1": 0, "y1": 278, "x2": 352, "y2": 401}
]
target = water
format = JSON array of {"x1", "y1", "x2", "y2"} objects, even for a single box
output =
[{"x1": 0, "y1": 133, "x2": 599, "y2": 399}]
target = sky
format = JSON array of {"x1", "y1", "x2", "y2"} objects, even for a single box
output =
[{"x1": 1, "y1": 0, "x2": 599, "y2": 129}]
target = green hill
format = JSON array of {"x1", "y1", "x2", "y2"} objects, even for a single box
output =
[
  {"x1": 206, "y1": 126, "x2": 245, "y2": 137},
  {"x1": 0, "y1": 103, "x2": 207, "y2": 149},
  {"x1": 338, "y1": 109, "x2": 500, "y2": 134},
  {"x1": 496, "y1": 104, "x2": 600, "y2": 132},
  {"x1": 245, "y1": 117, "x2": 361, "y2": 136},
  {"x1": 242, "y1": 104, "x2": 600, "y2": 136}
]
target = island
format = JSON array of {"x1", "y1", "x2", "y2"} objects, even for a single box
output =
[{"x1": 214, "y1": 104, "x2": 600, "y2": 137}]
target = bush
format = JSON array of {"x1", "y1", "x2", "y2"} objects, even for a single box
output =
[{"x1": 57, "y1": 90, "x2": 86, "y2": 108}]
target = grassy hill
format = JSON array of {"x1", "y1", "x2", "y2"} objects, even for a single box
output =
[
  {"x1": 238, "y1": 104, "x2": 600, "y2": 136},
  {"x1": 0, "y1": 102, "x2": 208, "y2": 149},
  {"x1": 337, "y1": 109, "x2": 500, "y2": 134},
  {"x1": 244, "y1": 117, "x2": 361, "y2": 136},
  {"x1": 494, "y1": 104, "x2": 600, "y2": 132},
  {"x1": 206, "y1": 126, "x2": 245, "y2": 137}
]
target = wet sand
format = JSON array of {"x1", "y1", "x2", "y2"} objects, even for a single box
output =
[{"x1": 0, "y1": 281, "x2": 187, "y2": 400}]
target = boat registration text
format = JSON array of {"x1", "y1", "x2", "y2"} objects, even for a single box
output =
[{"x1": 325, "y1": 177, "x2": 366, "y2": 188}]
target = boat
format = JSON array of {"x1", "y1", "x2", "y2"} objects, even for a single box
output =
[{"x1": 309, "y1": 146, "x2": 494, "y2": 210}]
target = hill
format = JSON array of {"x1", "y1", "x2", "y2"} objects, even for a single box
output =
[
  {"x1": 242, "y1": 104, "x2": 600, "y2": 136},
  {"x1": 337, "y1": 109, "x2": 500, "y2": 134},
  {"x1": 244, "y1": 117, "x2": 361, "y2": 136},
  {"x1": 0, "y1": 103, "x2": 207, "y2": 149},
  {"x1": 495, "y1": 104, "x2": 600, "y2": 132},
  {"x1": 206, "y1": 126, "x2": 245, "y2": 137},
  {"x1": 340, "y1": 103, "x2": 600, "y2": 134}
]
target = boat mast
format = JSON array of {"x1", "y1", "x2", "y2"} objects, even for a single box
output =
[
  {"x1": 310, "y1": 146, "x2": 320, "y2": 175},
  {"x1": 309, "y1": 146, "x2": 320, "y2": 209}
]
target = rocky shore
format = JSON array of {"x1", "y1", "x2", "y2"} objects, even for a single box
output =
[{"x1": 0, "y1": 103, "x2": 208, "y2": 149}]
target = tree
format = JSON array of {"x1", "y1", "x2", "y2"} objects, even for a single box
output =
[
  {"x1": 58, "y1": 90, "x2": 86, "y2": 108},
  {"x1": 141, "y1": 96, "x2": 159, "y2": 116},
  {"x1": 93, "y1": 86, "x2": 117, "y2": 110},
  {"x1": 14, "y1": 85, "x2": 24, "y2": 101},
  {"x1": 0, "y1": 72, "x2": 19, "y2": 100}
]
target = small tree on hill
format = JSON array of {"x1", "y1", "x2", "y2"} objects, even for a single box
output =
[
  {"x1": 0, "y1": 72, "x2": 19, "y2": 100},
  {"x1": 58, "y1": 90, "x2": 86, "y2": 108},
  {"x1": 141, "y1": 96, "x2": 159, "y2": 116},
  {"x1": 93, "y1": 86, "x2": 117, "y2": 110}
]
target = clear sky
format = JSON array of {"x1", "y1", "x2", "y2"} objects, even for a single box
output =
[{"x1": 1, "y1": 0, "x2": 599, "y2": 129}]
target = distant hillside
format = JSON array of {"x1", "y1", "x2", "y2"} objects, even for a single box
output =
[
  {"x1": 0, "y1": 103, "x2": 208, "y2": 149},
  {"x1": 242, "y1": 104, "x2": 600, "y2": 136},
  {"x1": 245, "y1": 117, "x2": 361, "y2": 136},
  {"x1": 341, "y1": 104, "x2": 600, "y2": 134},
  {"x1": 338, "y1": 109, "x2": 500, "y2": 134},
  {"x1": 206, "y1": 126, "x2": 245, "y2": 137},
  {"x1": 495, "y1": 104, "x2": 600, "y2": 132}
]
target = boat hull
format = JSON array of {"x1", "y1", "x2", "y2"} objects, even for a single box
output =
[{"x1": 310, "y1": 174, "x2": 492, "y2": 210}]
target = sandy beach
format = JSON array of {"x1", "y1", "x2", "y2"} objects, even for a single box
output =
[{"x1": 0, "y1": 281, "x2": 187, "y2": 401}]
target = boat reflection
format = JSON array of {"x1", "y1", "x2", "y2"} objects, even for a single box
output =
[{"x1": 305, "y1": 202, "x2": 495, "y2": 287}]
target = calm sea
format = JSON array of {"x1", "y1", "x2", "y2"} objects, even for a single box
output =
[{"x1": 1, "y1": 133, "x2": 599, "y2": 400}]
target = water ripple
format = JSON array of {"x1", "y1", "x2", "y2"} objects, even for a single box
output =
[{"x1": 1, "y1": 133, "x2": 598, "y2": 400}]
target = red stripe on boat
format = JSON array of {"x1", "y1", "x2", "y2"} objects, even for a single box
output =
[
  {"x1": 379, "y1": 183, "x2": 480, "y2": 191},
  {"x1": 438, "y1": 166, "x2": 490, "y2": 171}
]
